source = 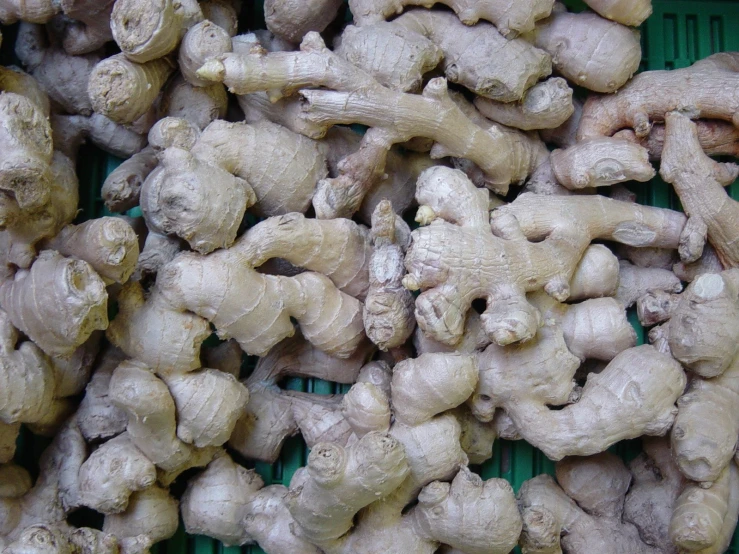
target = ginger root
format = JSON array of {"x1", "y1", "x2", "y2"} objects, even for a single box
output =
[
  {"x1": 579, "y1": 53, "x2": 739, "y2": 139},
  {"x1": 404, "y1": 166, "x2": 686, "y2": 346},
  {"x1": 348, "y1": 0, "x2": 555, "y2": 38},
  {"x1": 660, "y1": 111, "x2": 739, "y2": 268}
]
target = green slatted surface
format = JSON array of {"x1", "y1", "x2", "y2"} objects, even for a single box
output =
[{"x1": 4, "y1": 0, "x2": 739, "y2": 552}]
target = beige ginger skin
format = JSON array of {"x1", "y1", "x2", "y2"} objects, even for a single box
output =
[
  {"x1": 265, "y1": 0, "x2": 344, "y2": 43},
  {"x1": 404, "y1": 166, "x2": 687, "y2": 347},
  {"x1": 578, "y1": 53, "x2": 739, "y2": 139},
  {"x1": 526, "y1": 6, "x2": 642, "y2": 93},
  {"x1": 583, "y1": 0, "x2": 652, "y2": 26},
  {"x1": 348, "y1": 0, "x2": 555, "y2": 38},
  {"x1": 0, "y1": 0, "x2": 114, "y2": 55},
  {"x1": 363, "y1": 200, "x2": 415, "y2": 350},
  {"x1": 337, "y1": 10, "x2": 552, "y2": 100},
  {"x1": 0, "y1": 250, "x2": 108, "y2": 357},
  {"x1": 109, "y1": 231, "x2": 367, "y2": 364},
  {"x1": 550, "y1": 137, "x2": 656, "y2": 189},
  {"x1": 198, "y1": 33, "x2": 548, "y2": 195},
  {"x1": 518, "y1": 452, "x2": 663, "y2": 554},
  {"x1": 660, "y1": 111, "x2": 739, "y2": 268},
  {"x1": 474, "y1": 77, "x2": 574, "y2": 130}
]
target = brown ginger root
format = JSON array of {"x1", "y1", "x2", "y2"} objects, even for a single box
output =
[
  {"x1": 0, "y1": 418, "x2": 86, "y2": 544},
  {"x1": 0, "y1": 422, "x2": 20, "y2": 463},
  {"x1": 615, "y1": 260, "x2": 683, "y2": 308},
  {"x1": 474, "y1": 77, "x2": 573, "y2": 130},
  {"x1": 363, "y1": 200, "x2": 415, "y2": 349},
  {"x1": 526, "y1": 7, "x2": 641, "y2": 93},
  {"x1": 179, "y1": 20, "x2": 234, "y2": 87},
  {"x1": 348, "y1": 0, "x2": 554, "y2": 38},
  {"x1": 338, "y1": 10, "x2": 552, "y2": 100},
  {"x1": 0, "y1": 250, "x2": 108, "y2": 357},
  {"x1": 467, "y1": 339, "x2": 683, "y2": 460},
  {"x1": 50, "y1": 113, "x2": 147, "y2": 160},
  {"x1": 229, "y1": 353, "x2": 379, "y2": 462},
  {"x1": 669, "y1": 464, "x2": 739, "y2": 553},
  {"x1": 518, "y1": 452, "x2": 661, "y2": 554},
  {"x1": 158, "y1": 74, "x2": 228, "y2": 131},
  {"x1": 579, "y1": 53, "x2": 739, "y2": 139},
  {"x1": 140, "y1": 147, "x2": 255, "y2": 254},
  {"x1": 188, "y1": 116, "x2": 324, "y2": 215},
  {"x1": 404, "y1": 166, "x2": 686, "y2": 346},
  {"x1": 660, "y1": 111, "x2": 739, "y2": 268},
  {"x1": 550, "y1": 137, "x2": 655, "y2": 189}
]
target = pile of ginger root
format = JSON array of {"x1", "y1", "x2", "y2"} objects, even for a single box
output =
[{"x1": 3, "y1": 0, "x2": 739, "y2": 552}]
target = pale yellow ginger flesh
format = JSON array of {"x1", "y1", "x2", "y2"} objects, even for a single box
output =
[
  {"x1": 660, "y1": 111, "x2": 739, "y2": 268},
  {"x1": 579, "y1": 53, "x2": 739, "y2": 139},
  {"x1": 550, "y1": 137, "x2": 655, "y2": 189},
  {"x1": 528, "y1": 8, "x2": 641, "y2": 93},
  {"x1": 404, "y1": 166, "x2": 686, "y2": 346},
  {"x1": 474, "y1": 77, "x2": 574, "y2": 130},
  {"x1": 338, "y1": 10, "x2": 552, "y2": 100},
  {"x1": 348, "y1": 0, "x2": 555, "y2": 38}
]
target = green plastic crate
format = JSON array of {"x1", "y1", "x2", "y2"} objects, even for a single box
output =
[{"x1": 4, "y1": 0, "x2": 739, "y2": 552}]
